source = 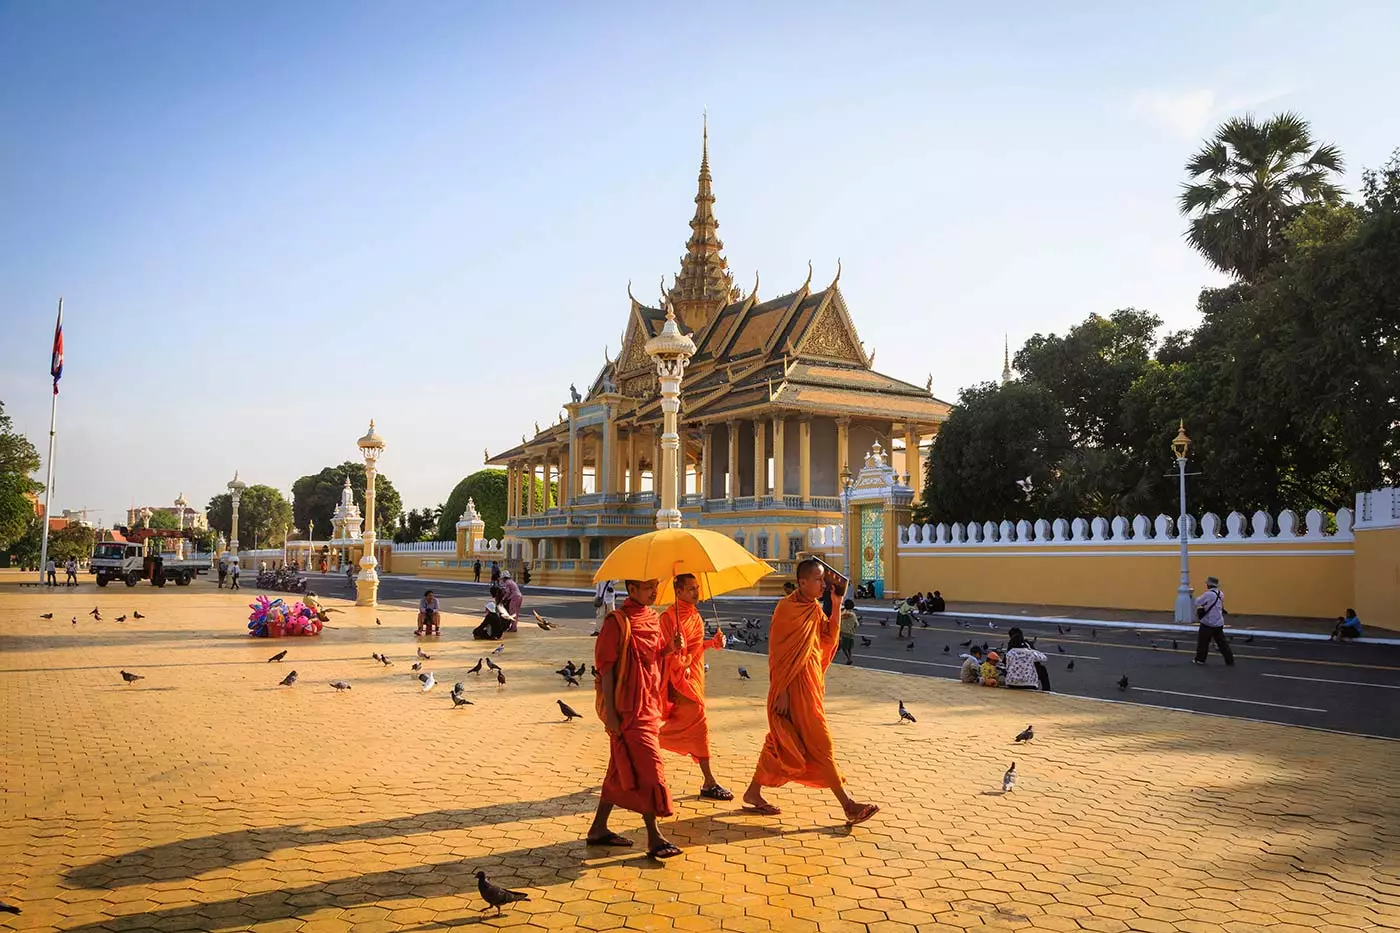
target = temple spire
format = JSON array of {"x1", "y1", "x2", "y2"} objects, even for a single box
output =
[
  {"x1": 1001, "y1": 335, "x2": 1013, "y2": 384},
  {"x1": 668, "y1": 117, "x2": 737, "y2": 332}
]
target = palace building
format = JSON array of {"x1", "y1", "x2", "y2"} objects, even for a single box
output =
[{"x1": 487, "y1": 127, "x2": 951, "y2": 591}]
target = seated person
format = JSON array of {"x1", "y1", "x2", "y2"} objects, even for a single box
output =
[
  {"x1": 472, "y1": 601, "x2": 512, "y2": 640},
  {"x1": 416, "y1": 590, "x2": 441, "y2": 636},
  {"x1": 928, "y1": 590, "x2": 946, "y2": 613},
  {"x1": 959, "y1": 646, "x2": 984, "y2": 683},
  {"x1": 979, "y1": 650, "x2": 1002, "y2": 687},
  {"x1": 303, "y1": 592, "x2": 331, "y2": 623},
  {"x1": 1331, "y1": 609, "x2": 1362, "y2": 641},
  {"x1": 1004, "y1": 646, "x2": 1049, "y2": 689}
]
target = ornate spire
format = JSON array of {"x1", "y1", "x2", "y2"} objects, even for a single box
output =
[
  {"x1": 1001, "y1": 335, "x2": 1013, "y2": 385},
  {"x1": 668, "y1": 116, "x2": 737, "y2": 331}
]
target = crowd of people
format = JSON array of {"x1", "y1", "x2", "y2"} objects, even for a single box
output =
[{"x1": 956, "y1": 628, "x2": 1051, "y2": 690}]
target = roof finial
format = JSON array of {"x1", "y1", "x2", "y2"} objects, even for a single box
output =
[
  {"x1": 1002, "y1": 335, "x2": 1013, "y2": 384},
  {"x1": 627, "y1": 279, "x2": 636, "y2": 304},
  {"x1": 702, "y1": 107, "x2": 709, "y2": 172},
  {"x1": 831, "y1": 257, "x2": 842, "y2": 288},
  {"x1": 750, "y1": 269, "x2": 759, "y2": 300},
  {"x1": 802, "y1": 259, "x2": 813, "y2": 291}
]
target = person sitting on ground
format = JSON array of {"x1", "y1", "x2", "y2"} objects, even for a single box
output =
[
  {"x1": 1004, "y1": 645, "x2": 1049, "y2": 690},
  {"x1": 928, "y1": 590, "x2": 945, "y2": 613},
  {"x1": 959, "y1": 646, "x2": 985, "y2": 683},
  {"x1": 1331, "y1": 608, "x2": 1363, "y2": 641},
  {"x1": 303, "y1": 592, "x2": 331, "y2": 623},
  {"x1": 472, "y1": 600, "x2": 512, "y2": 640},
  {"x1": 838, "y1": 599, "x2": 860, "y2": 665},
  {"x1": 416, "y1": 590, "x2": 441, "y2": 636},
  {"x1": 979, "y1": 650, "x2": 1002, "y2": 687}
]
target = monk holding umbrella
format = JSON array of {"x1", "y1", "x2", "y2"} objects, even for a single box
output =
[{"x1": 743, "y1": 557, "x2": 880, "y2": 827}]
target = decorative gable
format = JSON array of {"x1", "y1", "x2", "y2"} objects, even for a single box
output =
[{"x1": 796, "y1": 301, "x2": 864, "y2": 364}]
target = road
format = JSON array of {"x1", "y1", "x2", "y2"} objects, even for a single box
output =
[{"x1": 298, "y1": 573, "x2": 1400, "y2": 741}]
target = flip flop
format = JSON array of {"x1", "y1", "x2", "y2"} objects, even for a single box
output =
[
  {"x1": 647, "y1": 843, "x2": 683, "y2": 860},
  {"x1": 585, "y1": 832, "x2": 633, "y2": 847},
  {"x1": 699, "y1": 785, "x2": 735, "y2": 801},
  {"x1": 844, "y1": 803, "x2": 880, "y2": 827},
  {"x1": 741, "y1": 802, "x2": 782, "y2": 815}
]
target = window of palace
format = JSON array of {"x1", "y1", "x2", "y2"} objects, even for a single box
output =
[
  {"x1": 788, "y1": 536, "x2": 803, "y2": 560},
  {"x1": 734, "y1": 531, "x2": 746, "y2": 549},
  {"x1": 756, "y1": 533, "x2": 769, "y2": 559}
]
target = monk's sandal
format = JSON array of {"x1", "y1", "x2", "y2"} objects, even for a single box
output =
[{"x1": 700, "y1": 785, "x2": 735, "y2": 801}]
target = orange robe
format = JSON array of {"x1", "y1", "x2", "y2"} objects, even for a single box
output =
[
  {"x1": 659, "y1": 601, "x2": 723, "y2": 762},
  {"x1": 753, "y1": 593, "x2": 844, "y2": 789},
  {"x1": 594, "y1": 599, "x2": 675, "y2": 817}
]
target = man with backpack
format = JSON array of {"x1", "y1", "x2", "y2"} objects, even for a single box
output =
[{"x1": 1192, "y1": 576, "x2": 1234, "y2": 666}]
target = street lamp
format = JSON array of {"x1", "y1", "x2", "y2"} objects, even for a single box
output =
[
  {"x1": 645, "y1": 306, "x2": 696, "y2": 530},
  {"x1": 174, "y1": 492, "x2": 188, "y2": 559},
  {"x1": 356, "y1": 420, "x2": 385, "y2": 606},
  {"x1": 1171, "y1": 421, "x2": 1194, "y2": 623},
  {"x1": 227, "y1": 472, "x2": 245, "y2": 571}
]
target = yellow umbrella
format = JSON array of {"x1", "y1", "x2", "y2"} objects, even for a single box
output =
[{"x1": 593, "y1": 527, "x2": 774, "y2": 604}]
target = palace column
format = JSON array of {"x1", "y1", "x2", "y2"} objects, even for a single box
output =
[
  {"x1": 798, "y1": 417, "x2": 812, "y2": 505},
  {"x1": 559, "y1": 447, "x2": 571, "y2": 506},
  {"x1": 568, "y1": 423, "x2": 580, "y2": 504},
  {"x1": 701, "y1": 427, "x2": 712, "y2": 499},
  {"x1": 542, "y1": 451, "x2": 553, "y2": 509},
  {"x1": 602, "y1": 414, "x2": 618, "y2": 495},
  {"x1": 652, "y1": 429, "x2": 662, "y2": 498},
  {"x1": 837, "y1": 418, "x2": 851, "y2": 488},
  {"x1": 753, "y1": 419, "x2": 767, "y2": 498},
  {"x1": 905, "y1": 426, "x2": 922, "y2": 498},
  {"x1": 676, "y1": 430, "x2": 688, "y2": 499},
  {"x1": 726, "y1": 419, "x2": 739, "y2": 502},
  {"x1": 505, "y1": 464, "x2": 514, "y2": 519},
  {"x1": 525, "y1": 458, "x2": 536, "y2": 515},
  {"x1": 772, "y1": 416, "x2": 786, "y2": 499}
]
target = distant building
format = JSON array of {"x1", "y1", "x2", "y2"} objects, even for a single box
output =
[{"x1": 126, "y1": 504, "x2": 208, "y2": 530}]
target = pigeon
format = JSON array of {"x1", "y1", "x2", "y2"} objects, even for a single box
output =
[
  {"x1": 1092, "y1": 628, "x2": 1098, "y2": 639},
  {"x1": 452, "y1": 681, "x2": 466, "y2": 696},
  {"x1": 371, "y1": 652, "x2": 382, "y2": 662},
  {"x1": 959, "y1": 639, "x2": 972, "y2": 647},
  {"x1": 860, "y1": 636, "x2": 873, "y2": 647},
  {"x1": 71, "y1": 617, "x2": 77, "y2": 625},
  {"x1": 417, "y1": 647, "x2": 432, "y2": 660},
  {"x1": 905, "y1": 641, "x2": 915, "y2": 652},
  {"x1": 412, "y1": 662, "x2": 423, "y2": 672},
  {"x1": 496, "y1": 669, "x2": 506, "y2": 686},
  {"x1": 1056, "y1": 625, "x2": 1064, "y2": 634},
  {"x1": 1117, "y1": 675, "x2": 1129, "y2": 691},
  {"x1": 475, "y1": 870, "x2": 529, "y2": 915},
  {"x1": 1244, "y1": 635, "x2": 1255, "y2": 644},
  {"x1": 1063, "y1": 626, "x2": 1072, "y2": 634},
  {"x1": 41, "y1": 612, "x2": 53, "y2": 619},
  {"x1": 268, "y1": 650, "x2": 287, "y2": 663},
  {"x1": 943, "y1": 645, "x2": 950, "y2": 653},
  {"x1": 558, "y1": 699, "x2": 582, "y2": 721},
  {"x1": 376, "y1": 617, "x2": 382, "y2": 625},
  {"x1": 491, "y1": 644, "x2": 505, "y2": 655},
  {"x1": 1172, "y1": 639, "x2": 1179, "y2": 650},
  {"x1": 452, "y1": 692, "x2": 473, "y2": 707},
  {"x1": 485, "y1": 657, "x2": 501, "y2": 672},
  {"x1": 898, "y1": 701, "x2": 916, "y2": 724},
  {"x1": 1002, "y1": 762, "x2": 1017, "y2": 793},
  {"x1": 0, "y1": 900, "x2": 20, "y2": 914},
  {"x1": 279, "y1": 671, "x2": 298, "y2": 687},
  {"x1": 421, "y1": 672, "x2": 436, "y2": 691},
  {"x1": 468, "y1": 658, "x2": 484, "y2": 675},
  {"x1": 1067, "y1": 660, "x2": 1075, "y2": 671},
  {"x1": 120, "y1": 670, "x2": 144, "y2": 685},
  {"x1": 329, "y1": 681, "x2": 352, "y2": 691},
  {"x1": 1057, "y1": 645, "x2": 1065, "y2": 653},
  {"x1": 132, "y1": 610, "x2": 145, "y2": 619},
  {"x1": 379, "y1": 656, "x2": 393, "y2": 667},
  {"x1": 532, "y1": 610, "x2": 554, "y2": 630},
  {"x1": 1014, "y1": 724, "x2": 1034, "y2": 743},
  {"x1": 564, "y1": 674, "x2": 580, "y2": 687},
  {"x1": 89, "y1": 607, "x2": 101, "y2": 618},
  {"x1": 590, "y1": 665, "x2": 599, "y2": 678},
  {"x1": 738, "y1": 666, "x2": 751, "y2": 680},
  {"x1": 555, "y1": 666, "x2": 574, "y2": 678},
  {"x1": 115, "y1": 615, "x2": 127, "y2": 623}
]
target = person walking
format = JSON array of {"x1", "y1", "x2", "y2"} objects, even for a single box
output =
[
  {"x1": 473, "y1": 559, "x2": 482, "y2": 583},
  {"x1": 594, "y1": 579, "x2": 617, "y2": 628},
  {"x1": 1192, "y1": 576, "x2": 1233, "y2": 666},
  {"x1": 217, "y1": 559, "x2": 227, "y2": 589},
  {"x1": 45, "y1": 557, "x2": 57, "y2": 587},
  {"x1": 659, "y1": 573, "x2": 731, "y2": 800},
  {"x1": 838, "y1": 599, "x2": 860, "y2": 665},
  {"x1": 64, "y1": 557, "x2": 79, "y2": 586},
  {"x1": 229, "y1": 562, "x2": 241, "y2": 591}
]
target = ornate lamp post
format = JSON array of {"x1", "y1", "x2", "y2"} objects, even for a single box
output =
[
  {"x1": 1171, "y1": 421, "x2": 1194, "y2": 623},
  {"x1": 308, "y1": 518, "x2": 316, "y2": 571},
  {"x1": 174, "y1": 492, "x2": 188, "y2": 559},
  {"x1": 227, "y1": 472, "x2": 246, "y2": 571},
  {"x1": 645, "y1": 307, "x2": 696, "y2": 530},
  {"x1": 356, "y1": 420, "x2": 385, "y2": 606}
]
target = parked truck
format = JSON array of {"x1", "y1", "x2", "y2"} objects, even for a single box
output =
[{"x1": 90, "y1": 530, "x2": 211, "y2": 587}]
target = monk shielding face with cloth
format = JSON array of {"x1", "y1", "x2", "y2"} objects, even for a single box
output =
[
  {"x1": 743, "y1": 558, "x2": 880, "y2": 827},
  {"x1": 660, "y1": 573, "x2": 731, "y2": 800}
]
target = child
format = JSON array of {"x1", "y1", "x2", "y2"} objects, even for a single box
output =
[
  {"x1": 979, "y1": 650, "x2": 1001, "y2": 687},
  {"x1": 895, "y1": 599, "x2": 916, "y2": 638},
  {"x1": 959, "y1": 646, "x2": 984, "y2": 683},
  {"x1": 838, "y1": 599, "x2": 860, "y2": 665}
]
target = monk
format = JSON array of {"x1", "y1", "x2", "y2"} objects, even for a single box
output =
[
  {"x1": 659, "y1": 573, "x2": 731, "y2": 800},
  {"x1": 743, "y1": 558, "x2": 880, "y2": 826},
  {"x1": 588, "y1": 578, "x2": 687, "y2": 859}
]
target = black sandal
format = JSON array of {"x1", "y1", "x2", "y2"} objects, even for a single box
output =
[
  {"x1": 699, "y1": 785, "x2": 735, "y2": 801},
  {"x1": 648, "y1": 842, "x2": 683, "y2": 860},
  {"x1": 585, "y1": 832, "x2": 633, "y2": 847}
]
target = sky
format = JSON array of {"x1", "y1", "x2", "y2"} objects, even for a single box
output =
[{"x1": 2, "y1": 0, "x2": 1397, "y2": 528}]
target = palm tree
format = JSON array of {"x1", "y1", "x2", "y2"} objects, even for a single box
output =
[{"x1": 1180, "y1": 112, "x2": 1344, "y2": 281}]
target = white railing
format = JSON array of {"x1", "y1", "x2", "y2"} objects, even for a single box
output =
[
  {"x1": 392, "y1": 541, "x2": 455, "y2": 553},
  {"x1": 807, "y1": 525, "x2": 844, "y2": 549},
  {"x1": 899, "y1": 506, "x2": 1356, "y2": 549},
  {"x1": 469, "y1": 538, "x2": 504, "y2": 555}
]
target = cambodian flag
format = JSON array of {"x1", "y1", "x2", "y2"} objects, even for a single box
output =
[{"x1": 50, "y1": 302, "x2": 63, "y2": 395}]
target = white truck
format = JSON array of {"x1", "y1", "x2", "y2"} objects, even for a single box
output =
[{"x1": 90, "y1": 540, "x2": 210, "y2": 587}]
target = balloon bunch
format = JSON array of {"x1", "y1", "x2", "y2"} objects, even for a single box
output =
[{"x1": 248, "y1": 595, "x2": 323, "y2": 638}]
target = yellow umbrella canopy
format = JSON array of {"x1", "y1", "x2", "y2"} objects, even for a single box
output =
[{"x1": 593, "y1": 527, "x2": 774, "y2": 604}]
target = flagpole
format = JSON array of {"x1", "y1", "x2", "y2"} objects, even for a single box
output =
[{"x1": 38, "y1": 298, "x2": 61, "y2": 585}]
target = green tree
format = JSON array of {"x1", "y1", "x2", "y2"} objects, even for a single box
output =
[
  {"x1": 146, "y1": 510, "x2": 181, "y2": 531},
  {"x1": 291, "y1": 462, "x2": 403, "y2": 543},
  {"x1": 1180, "y1": 111, "x2": 1344, "y2": 282},
  {"x1": 0, "y1": 401, "x2": 42, "y2": 551},
  {"x1": 918, "y1": 381, "x2": 1072, "y2": 523},
  {"x1": 438, "y1": 469, "x2": 508, "y2": 540},
  {"x1": 206, "y1": 485, "x2": 294, "y2": 549},
  {"x1": 47, "y1": 523, "x2": 95, "y2": 562},
  {"x1": 394, "y1": 506, "x2": 441, "y2": 543}
]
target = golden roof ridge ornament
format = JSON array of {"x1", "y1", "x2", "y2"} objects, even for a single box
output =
[
  {"x1": 831, "y1": 257, "x2": 842, "y2": 288},
  {"x1": 801, "y1": 259, "x2": 813, "y2": 292}
]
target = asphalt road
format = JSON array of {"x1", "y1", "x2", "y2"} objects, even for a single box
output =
[{"x1": 297, "y1": 573, "x2": 1400, "y2": 741}]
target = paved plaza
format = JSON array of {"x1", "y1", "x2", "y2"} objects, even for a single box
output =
[{"x1": 2, "y1": 582, "x2": 1398, "y2": 932}]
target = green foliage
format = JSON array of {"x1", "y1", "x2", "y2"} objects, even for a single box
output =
[
  {"x1": 146, "y1": 510, "x2": 181, "y2": 531},
  {"x1": 0, "y1": 402, "x2": 41, "y2": 551},
  {"x1": 291, "y1": 462, "x2": 403, "y2": 542},
  {"x1": 206, "y1": 485, "x2": 294, "y2": 549},
  {"x1": 394, "y1": 506, "x2": 442, "y2": 543},
  {"x1": 47, "y1": 524, "x2": 95, "y2": 562},
  {"x1": 439, "y1": 470, "x2": 508, "y2": 541},
  {"x1": 1180, "y1": 111, "x2": 1344, "y2": 281}
]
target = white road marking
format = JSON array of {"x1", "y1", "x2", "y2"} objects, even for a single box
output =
[
  {"x1": 1261, "y1": 673, "x2": 1400, "y2": 690},
  {"x1": 1130, "y1": 686, "x2": 1326, "y2": 713},
  {"x1": 861, "y1": 655, "x2": 964, "y2": 670}
]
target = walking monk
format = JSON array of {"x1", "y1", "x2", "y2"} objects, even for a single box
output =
[
  {"x1": 589, "y1": 579, "x2": 686, "y2": 859},
  {"x1": 660, "y1": 573, "x2": 732, "y2": 800},
  {"x1": 743, "y1": 558, "x2": 880, "y2": 826}
]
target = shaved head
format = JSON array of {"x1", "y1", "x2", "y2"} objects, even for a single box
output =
[{"x1": 796, "y1": 558, "x2": 824, "y2": 581}]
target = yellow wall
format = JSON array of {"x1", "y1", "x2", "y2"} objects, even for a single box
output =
[
  {"x1": 896, "y1": 545, "x2": 1355, "y2": 618},
  {"x1": 1354, "y1": 527, "x2": 1400, "y2": 630}
]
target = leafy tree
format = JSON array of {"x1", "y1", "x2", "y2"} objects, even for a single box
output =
[
  {"x1": 394, "y1": 506, "x2": 441, "y2": 543},
  {"x1": 146, "y1": 510, "x2": 181, "y2": 531},
  {"x1": 7, "y1": 515, "x2": 42, "y2": 568},
  {"x1": 918, "y1": 381, "x2": 1072, "y2": 523},
  {"x1": 0, "y1": 401, "x2": 41, "y2": 550},
  {"x1": 291, "y1": 462, "x2": 402, "y2": 543},
  {"x1": 439, "y1": 469, "x2": 508, "y2": 540},
  {"x1": 47, "y1": 523, "x2": 95, "y2": 562},
  {"x1": 1180, "y1": 111, "x2": 1344, "y2": 281},
  {"x1": 207, "y1": 485, "x2": 294, "y2": 549}
]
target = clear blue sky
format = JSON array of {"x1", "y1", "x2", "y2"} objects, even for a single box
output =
[{"x1": 2, "y1": 1, "x2": 1396, "y2": 527}]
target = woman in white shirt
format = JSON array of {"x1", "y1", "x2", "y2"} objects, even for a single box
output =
[{"x1": 1004, "y1": 646, "x2": 1048, "y2": 689}]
